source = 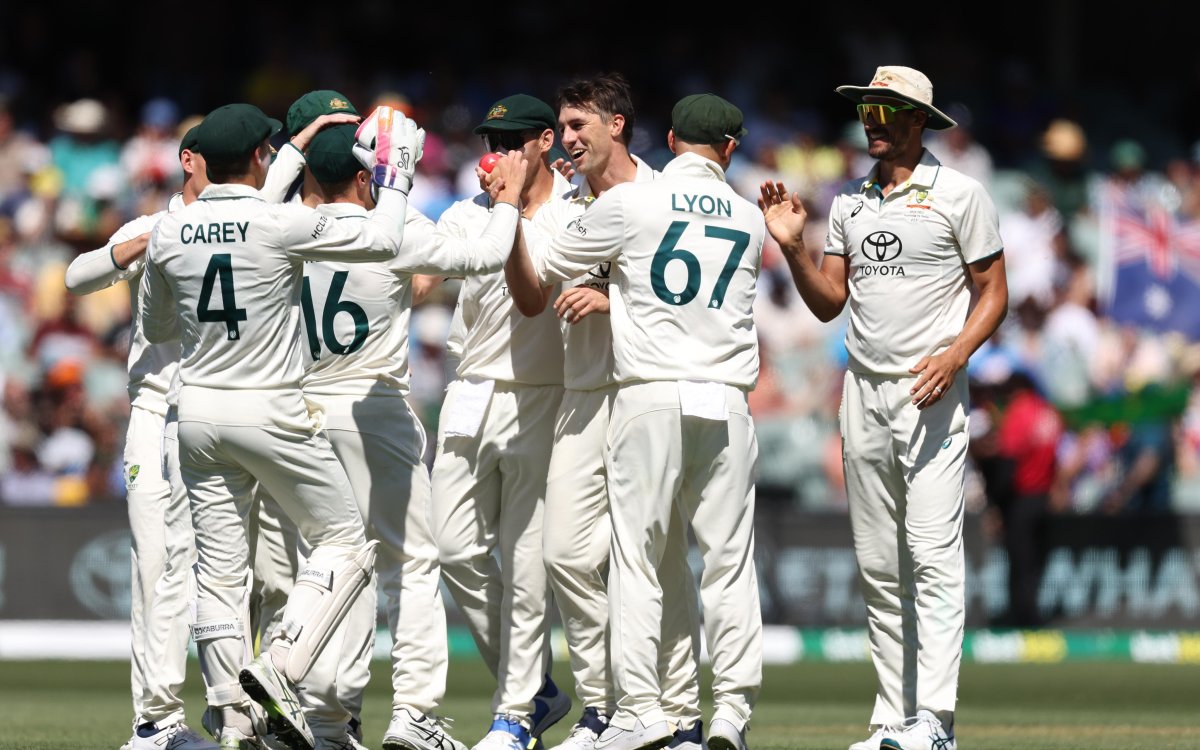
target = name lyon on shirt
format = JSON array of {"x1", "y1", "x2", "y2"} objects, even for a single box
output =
[{"x1": 671, "y1": 193, "x2": 732, "y2": 217}]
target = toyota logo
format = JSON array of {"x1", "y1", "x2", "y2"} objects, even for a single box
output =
[{"x1": 861, "y1": 231, "x2": 902, "y2": 262}]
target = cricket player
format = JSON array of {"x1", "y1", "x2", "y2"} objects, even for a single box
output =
[
  {"x1": 138, "y1": 102, "x2": 423, "y2": 750},
  {"x1": 284, "y1": 123, "x2": 528, "y2": 750},
  {"x1": 759, "y1": 66, "x2": 1007, "y2": 750},
  {"x1": 513, "y1": 73, "x2": 704, "y2": 750},
  {"x1": 515, "y1": 94, "x2": 765, "y2": 750},
  {"x1": 429, "y1": 94, "x2": 573, "y2": 750},
  {"x1": 65, "y1": 127, "x2": 217, "y2": 750}
]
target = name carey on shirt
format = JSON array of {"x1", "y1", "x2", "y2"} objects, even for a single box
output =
[{"x1": 180, "y1": 221, "x2": 250, "y2": 245}]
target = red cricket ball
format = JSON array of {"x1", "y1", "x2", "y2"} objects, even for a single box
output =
[{"x1": 479, "y1": 152, "x2": 502, "y2": 174}]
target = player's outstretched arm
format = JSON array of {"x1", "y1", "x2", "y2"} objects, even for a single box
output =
[
  {"x1": 65, "y1": 233, "x2": 149, "y2": 295},
  {"x1": 533, "y1": 187, "x2": 626, "y2": 285},
  {"x1": 505, "y1": 220, "x2": 555, "y2": 316},
  {"x1": 759, "y1": 180, "x2": 849, "y2": 322}
]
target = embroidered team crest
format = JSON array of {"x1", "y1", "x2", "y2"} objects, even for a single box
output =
[
  {"x1": 128, "y1": 465, "x2": 140, "y2": 484},
  {"x1": 486, "y1": 104, "x2": 508, "y2": 121},
  {"x1": 915, "y1": 190, "x2": 929, "y2": 203},
  {"x1": 329, "y1": 97, "x2": 350, "y2": 110}
]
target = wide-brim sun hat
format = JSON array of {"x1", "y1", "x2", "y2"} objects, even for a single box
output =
[{"x1": 836, "y1": 66, "x2": 957, "y2": 131}]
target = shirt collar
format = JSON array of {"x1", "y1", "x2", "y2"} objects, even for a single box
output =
[
  {"x1": 167, "y1": 191, "x2": 185, "y2": 212},
  {"x1": 316, "y1": 201, "x2": 369, "y2": 218},
  {"x1": 859, "y1": 148, "x2": 942, "y2": 193},
  {"x1": 661, "y1": 151, "x2": 728, "y2": 183},
  {"x1": 576, "y1": 153, "x2": 657, "y2": 201},
  {"x1": 198, "y1": 183, "x2": 265, "y2": 201}
]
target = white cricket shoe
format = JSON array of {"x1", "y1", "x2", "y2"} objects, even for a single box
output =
[
  {"x1": 879, "y1": 711, "x2": 955, "y2": 750},
  {"x1": 239, "y1": 655, "x2": 315, "y2": 750},
  {"x1": 382, "y1": 707, "x2": 467, "y2": 750},
  {"x1": 128, "y1": 722, "x2": 221, "y2": 750},
  {"x1": 530, "y1": 676, "x2": 572, "y2": 739},
  {"x1": 847, "y1": 724, "x2": 895, "y2": 750},
  {"x1": 592, "y1": 717, "x2": 672, "y2": 750},
  {"x1": 704, "y1": 719, "x2": 746, "y2": 750},
  {"x1": 470, "y1": 716, "x2": 531, "y2": 750},
  {"x1": 548, "y1": 708, "x2": 609, "y2": 750}
]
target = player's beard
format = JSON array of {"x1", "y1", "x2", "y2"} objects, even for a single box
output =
[{"x1": 866, "y1": 121, "x2": 917, "y2": 163}]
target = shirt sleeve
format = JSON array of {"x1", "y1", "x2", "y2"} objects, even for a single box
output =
[
  {"x1": 259, "y1": 143, "x2": 305, "y2": 204},
  {"x1": 139, "y1": 225, "x2": 180, "y2": 344},
  {"x1": 280, "y1": 188, "x2": 408, "y2": 262},
  {"x1": 389, "y1": 204, "x2": 518, "y2": 277},
  {"x1": 823, "y1": 190, "x2": 849, "y2": 256},
  {"x1": 952, "y1": 178, "x2": 1004, "y2": 264},
  {"x1": 64, "y1": 214, "x2": 158, "y2": 294},
  {"x1": 532, "y1": 187, "x2": 626, "y2": 284}
]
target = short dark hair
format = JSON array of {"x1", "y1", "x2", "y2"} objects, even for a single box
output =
[
  {"x1": 204, "y1": 143, "x2": 268, "y2": 183},
  {"x1": 316, "y1": 175, "x2": 357, "y2": 197},
  {"x1": 556, "y1": 72, "x2": 635, "y2": 146}
]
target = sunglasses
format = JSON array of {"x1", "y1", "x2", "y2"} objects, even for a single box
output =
[
  {"x1": 484, "y1": 130, "x2": 537, "y2": 152},
  {"x1": 856, "y1": 103, "x2": 917, "y2": 125}
]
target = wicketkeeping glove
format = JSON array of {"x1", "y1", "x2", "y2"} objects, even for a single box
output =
[{"x1": 352, "y1": 106, "x2": 425, "y2": 194}]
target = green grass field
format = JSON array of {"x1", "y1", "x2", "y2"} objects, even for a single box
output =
[{"x1": 2, "y1": 659, "x2": 1198, "y2": 749}]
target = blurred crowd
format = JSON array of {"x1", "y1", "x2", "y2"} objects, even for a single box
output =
[{"x1": 4, "y1": 87, "x2": 1200, "y2": 521}]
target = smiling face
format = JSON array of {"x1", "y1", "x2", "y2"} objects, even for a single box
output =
[
  {"x1": 860, "y1": 97, "x2": 927, "y2": 163},
  {"x1": 558, "y1": 105, "x2": 620, "y2": 176}
]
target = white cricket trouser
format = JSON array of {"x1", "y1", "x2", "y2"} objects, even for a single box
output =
[
  {"x1": 431, "y1": 379, "x2": 563, "y2": 719},
  {"x1": 841, "y1": 371, "x2": 968, "y2": 727},
  {"x1": 543, "y1": 386, "x2": 702, "y2": 725},
  {"x1": 247, "y1": 489, "x2": 299, "y2": 648},
  {"x1": 302, "y1": 393, "x2": 449, "y2": 737},
  {"x1": 606, "y1": 381, "x2": 761, "y2": 732},
  {"x1": 178, "y1": 390, "x2": 370, "y2": 709},
  {"x1": 129, "y1": 405, "x2": 194, "y2": 728}
]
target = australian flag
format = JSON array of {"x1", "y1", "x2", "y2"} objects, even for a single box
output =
[{"x1": 1099, "y1": 184, "x2": 1200, "y2": 339}]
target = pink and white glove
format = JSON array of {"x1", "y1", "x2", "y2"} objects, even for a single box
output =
[{"x1": 353, "y1": 106, "x2": 425, "y2": 194}]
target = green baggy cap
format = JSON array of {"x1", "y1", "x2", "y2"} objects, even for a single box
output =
[
  {"x1": 307, "y1": 124, "x2": 362, "y2": 184},
  {"x1": 671, "y1": 94, "x2": 747, "y2": 145},
  {"x1": 194, "y1": 103, "x2": 282, "y2": 160},
  {"x1": 287, "y1": 90, "x2": 358, "y2": 137},
  {"x1": 473, "y1": 94, "x2": 556, "y2": 134}
]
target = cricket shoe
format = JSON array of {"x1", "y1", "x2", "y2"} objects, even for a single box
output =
[
  {"x1": 666, "y1": 721, "x2": 702, "y2": 750},
  {"x1": 239, "y1": 655, "x2": 316, "y2": 750},
  {"x1": 847, "y1": 724, "x2": 897, "y2": 750},
  {"x1": 530, "y1": 676, "x2": 572, "y2": 739},
  {"x1": 548, "y1": 708, "x2": 609, "y2": 750},
  {"x1": 128, "y1": 721, "x2": 221, "y2": 750},
  {"x1": 593, "y1": 718, "x2": 672, "y2": 750},
  {"x1": 704, "y1": 719, "x2": 746, "y2": 750},
  {"x1": 382, "y1": 707, "x2": 467, "y2": 750},
  {"x1": 470, "y1": 716, "x2": 530, "y2": 750},
  {"x1": 879, "y1": 711, "x2": 955, "y2": 750}
]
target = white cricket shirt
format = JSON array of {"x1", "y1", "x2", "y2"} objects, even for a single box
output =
[
  {"x1": 301, "y1": 201, "x2": 518, "y2": 397},
  {"x1": 531, "y1": 152, "x2": 765, "y2": 388},
  {"x1": 140, "y1": 183, "x2": 413, "y2": 414},
  {"x1": 824, "y1": 149, "x2": 1004, "y2": 376},
  {"x1": 438, "y1": 175, "x2": 571, "y2": 386},
  {"x1": 549, "y1": 154, "x2": 658, "y2": 391}
]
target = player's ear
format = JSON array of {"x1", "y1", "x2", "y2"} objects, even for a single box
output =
[
  {"x1": 610, "y1": 113, "x2": 625, "y2": 140},
  {"x1": 721, "y1": 138, "x2": 737, "y2": 161},
  {"x1": 180, "y1": 150, "x2": 195, "y2": 176},
  {"x1": 667, "y1": 129, "x2": 677, "y2": 154},
  {"x1": 538, "y1": 128, "x2": 554, "y2": 155}
]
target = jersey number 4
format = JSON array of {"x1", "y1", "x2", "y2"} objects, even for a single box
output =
[
  {"x1": 197, "y1": 254, "x2": 247, "y2": 340},
  {"x1": 650, "y1": 221, "x2": 750, "y2": 309},
  {"x1": 301, "y1": 271, "x2": 369, "y2": 360}
]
